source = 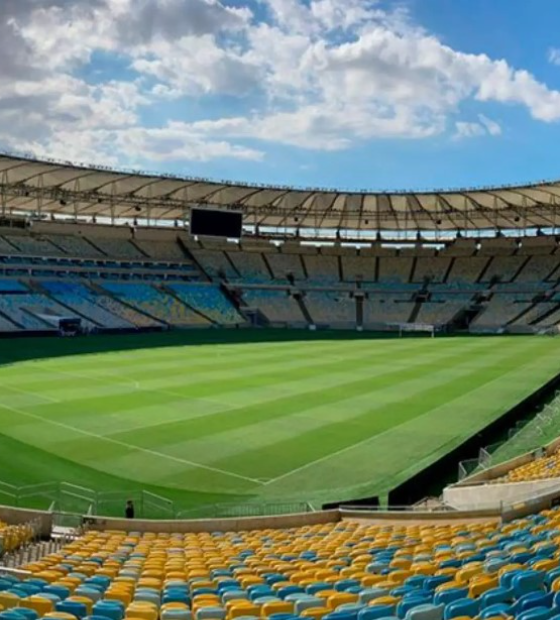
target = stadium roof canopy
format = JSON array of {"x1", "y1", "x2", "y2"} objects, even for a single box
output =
[{"x1": 2, "y1": 153, "x2": 560, "y2": 231}]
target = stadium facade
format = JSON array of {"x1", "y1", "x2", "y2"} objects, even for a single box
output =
[{"x1": 0, "y1": 154, "x2": 557, "y2": 335}]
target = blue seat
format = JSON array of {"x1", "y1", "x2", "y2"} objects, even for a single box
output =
[
  {"x1": 434, "y1": 589, "x2": 467, "y2": 608},
  {"x1": 0, "y1": 614, "x2": 28, "y2": 620},
  {"x1": 405, "y1": 577, "x2": 427, "y2": 590},
  {"x1": 85, "y1": 615, "x2": 114, "y2": 620},
  {"x1": 438, "y1": 561, "x2": 461, "y2": 570},
  {"x1": 406, "y1": 605, "x2": 444, "y2": 620},
  {"x1": 278, "y1": 587, "x2": 304, "y2": 600},
  {"x1": 265, "y1": 576, "x2": 286, "y2": 587},
  {"x1": 163, "y1": 592, "x2": 191, "y2": 606},
  {"x1": 397, "y1": 597, "x2": 432, "y2": 619},
  {"x1": 324, "y1": 612, "x2": 358, "y2": 620},
  {"x1": 443, "y1": 598, "x2": 479, "y2": 620},
  {"x1": 480, "y1": 587, "x2": 515, "y2": 609},
  {"x1": 307, "y1": 583, "x2": 332, "y2": 596},
  {"x1": 516, "y1": 607, "x2": 553, "y2": 620},
  {"x1": 500, "y1": 569, "x2": 524, "y2": 590},
  {"x1": 479, "y1": 605, "x2": 513, "y2": 620},
  {"x1": 513, "y1": 571, "x2": 546, "y2": 598},
  {"x1": 424, "y1": 577, "x2": 451, "y2": 592},
  {"x1": 23, "y1": 580, "x2": 47, "y2": 590},
  {"x1": 56, "y1": 601, "x2": 89, "y2": 619},
  {"x1": 336, "y1": 580, "x2": 361, "y2": 593},
  {"x1": 358, "y1": 605, "x2": 396, "y2": 620},
  {"x1": 516, "y1": 592, "x2": 554, "y2": 613},
  {"x1": 11, "y1": 610, "x2": 37, "y2": 620},
  {"x1": 512, "y1": 552, "x2": 536, "y2": 565},
  {"x1": 392, "y1": 587, "x2": 421, "y2": 599},
  {"x1": 86, "y1": 577, "x2": 111, "y2": 590},
  {"x1": 92, "y1": 601, "x2": 124, "y2": 620}
]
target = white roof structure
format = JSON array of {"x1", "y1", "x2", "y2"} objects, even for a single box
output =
[{"x1": 1, "y1": 153, "x2": 560, "y2": 231}]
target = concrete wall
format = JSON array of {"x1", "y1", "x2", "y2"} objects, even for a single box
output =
[
  {"x1": 340, "y1": 508, "x2": 501, "y2": 525},
  {"x1": 85, "y1": 509, "x2": 340, "y2": 533},
  {"x1": 444, "y1": 478, "x2": 560, "y2": 511},
  {"x1": 0, "y1": 506, "x2": 53, "y2": 538}
]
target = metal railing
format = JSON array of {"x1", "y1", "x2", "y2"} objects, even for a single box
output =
[
  {"x1": 457, "y1": 390, "x2": 560, "y2": 482},
  {"x1": 176, "y1": 502, "x2": 314, "y2": 520},
  {"x1": 0, "y1": 479, "x2": 321, "y2": 521}
]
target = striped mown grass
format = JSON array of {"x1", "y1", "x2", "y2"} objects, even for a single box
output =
[{"x1": 0, "y1": 330, "x2": 558, "y2": 514}]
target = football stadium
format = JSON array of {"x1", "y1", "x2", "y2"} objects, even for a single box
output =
[
  {"x1": 7, "y1": 2, "x2": 560, "y2": 620},
  {"x1": 2, "y1": 151, "x2": 560, "y2": 620}
]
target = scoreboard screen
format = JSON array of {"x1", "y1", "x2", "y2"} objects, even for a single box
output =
[{"x1": 190, "y1": 208, "x2": 242, "y2": 238}]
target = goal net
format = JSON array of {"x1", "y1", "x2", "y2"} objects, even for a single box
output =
[{"x1": 393, "y1": 323, "x2": 438, "y2": 338}]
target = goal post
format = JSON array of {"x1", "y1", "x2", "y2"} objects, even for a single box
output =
[{"x1": 394, "y1": 323, "x2": 438, "y2": 338}]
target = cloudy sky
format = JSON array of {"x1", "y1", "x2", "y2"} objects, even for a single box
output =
[{"x1": 2, "y1": 0, "x2": 560, "y2": 191}]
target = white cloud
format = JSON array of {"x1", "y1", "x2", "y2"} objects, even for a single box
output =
[
  {"x1": 548, "y1": 47, "x2": 560, "y2": 66},
  {"x1": 453, "y1": 115, "x2": 501, "y2": 140},
  {"x1": 478, "y1": 114, "x2": 502, "y2": 136},
  {"x1": 0, "y1": 0, "x2": 556, "y2": 168}
]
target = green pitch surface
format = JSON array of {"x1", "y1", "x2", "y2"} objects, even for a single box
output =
[{"x1": 0, "y1": 330, "x2": 559, "y2": 514}]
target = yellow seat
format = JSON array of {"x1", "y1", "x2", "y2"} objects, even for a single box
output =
[
  {"x1": 0, "y1": 593, "x2": 20, "y2": 610},
  {"x1": 262, "y1": 601, "x2": 293, "y2": 617},
  {"x1": 326, "y1": 593, "x2": 357, "y2": 611},
  {"x1": 126, "y1": 603, "x2": 158, "y2": 620},
  {"x1": 67, "y1": 596, "x2": 93, "y2": 615},
  {"x1": 369, "y1": 596, "x2": 400, "y2": 607},
  {"x1": 161, "y1": 603, "x2": 190, "y2": 612},
  {"x1": 105, "y1": 590, "x2": 133, "y2": 606},
  {"x1": 361, "y1": 575, "x2": 385, "y2": 587},
  {"x1": 228, "y1": 602, "x2": 260, "y2": 619},
  {"x1": 43, "y1": 613, "x2": 79, "y2": 620},
  {"x1": 469, "y1": 576, "x2": 498, "y2": 598},
  {"x1": 300, "y1": 608, "x2": 330, "y2": 620},
  {"x1": 20, "y1": 596, "x2": 55, "y2": 616}
]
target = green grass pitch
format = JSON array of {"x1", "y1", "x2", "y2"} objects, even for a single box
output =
[{"x1": 0, "y1": 330, "x2": 559, "y2": 515}]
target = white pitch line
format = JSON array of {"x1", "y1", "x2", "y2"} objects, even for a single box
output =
[
  {"x1": 0, "y1": 383, "x2": 60, "y2": 404},
  {"x1": 261, "y1": 430, "x2": 386, "y2": 487},
  {"x1": 262, "y1": 347, "x2": 546, "y2": 488},
  {"x1": 0, "y1": 402, "x2": 263, "y2": 486}
]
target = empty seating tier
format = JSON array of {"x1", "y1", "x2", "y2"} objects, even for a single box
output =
[
  {"x1": 102, "y1": 283, "x2": 210, "y2": 327},
  {"x1": 493, "y1": 450, "x2": 560, "y2": 483},
  {"x1": 170, "y1": 284, "x2": 243, "y2": 325},
  {"x1": 11, "y1": 507, "x2": 560, "y2": 620}
]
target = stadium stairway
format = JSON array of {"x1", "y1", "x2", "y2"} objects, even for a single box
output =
[
  {"x1": 1, "y1": 540, "x2": 71, "y2": 571},
  {"x1": 158, "y1": 285, "x2": 217, "y2": 325},
  {"x1": 407, "y1": 299, "x2": 423, "y2": 324},
  {"x1": 29, "y1": 282, "x2": 104, "y2": 330},
  {"x1": 88, "y1": 283, "x2": 167, "y2": 328},
  {"x1": 296, "y1": 293, "x2": 314, "y2": 326}
]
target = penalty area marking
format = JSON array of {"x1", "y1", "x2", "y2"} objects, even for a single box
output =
[{"x1": 0, "y1": 402, "x2": 264, "y2": 486}]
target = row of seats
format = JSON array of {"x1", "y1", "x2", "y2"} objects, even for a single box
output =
[
  {"x1": 492, "y1": 451, "x2": 560, "y2": 484},
  {"x1": 170, "y1": 285, "x2": 243, "y2": 326},
  {"x1": 242, "y1": 290, "x2": 305, "y2": 324},
  {"x1": 41, "y1": 283, "x2": 135, "y2": 330},
  {"x1": 304, "y1": 293, "x2": 356, "y2": 324},
  {"x1": 0, "y1": 234, "x2": 189, "y2": 263},
  {"x1": 0, "y1": 294, "x2": 93, "y2": 331},
  {"x1": 6, "y1": 508, "x2": 560, "y2": 620},
  {"x1": 193, "y1": 251, "x2": 560, "y2": 286},
  {"x1": 102, "y1": 284, "x2": 209, "y2": 327},
  {"x1": 0, "y1": 522, "x2": 33, "y2": 554},
  {"x1": 471, "y1": 296, "x2": 534, "y2": 329}
]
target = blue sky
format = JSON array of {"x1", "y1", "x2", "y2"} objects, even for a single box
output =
[{"x1": 3, "y1": 0, "x2": 560, "y2": 192}]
